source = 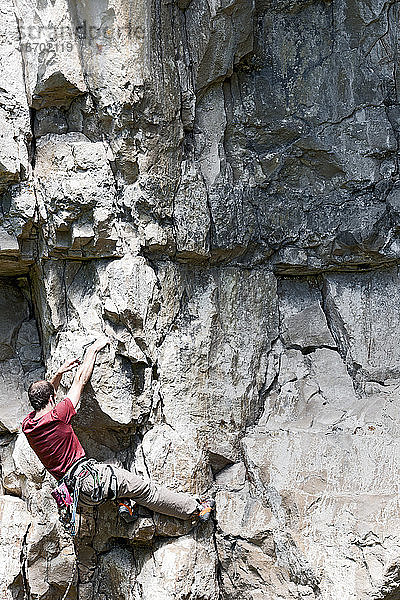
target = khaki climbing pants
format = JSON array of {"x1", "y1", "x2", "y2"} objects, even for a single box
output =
[{"x1": 78, "y1": 461, "x2": 200, "y2": 520}]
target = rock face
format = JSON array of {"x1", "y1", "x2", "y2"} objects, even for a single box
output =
[{"x1": 0, "y1": 0, "x2": 399, "y2": 599}]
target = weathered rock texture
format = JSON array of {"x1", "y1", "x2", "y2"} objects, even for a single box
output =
[{"x1": 0, "y1": 0, "x2": 400, "y2": 598}]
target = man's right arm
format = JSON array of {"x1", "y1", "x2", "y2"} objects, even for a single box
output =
[{"x1": 67, "y1": 338, "x2": 109, "y2": 409}]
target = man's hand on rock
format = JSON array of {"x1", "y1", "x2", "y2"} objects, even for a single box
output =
[
  {"x1": 51, "y1": 358, "x2": 81, "y2": 392},
  {"x1": 65, "y1": 337, "x2": 110, "y2": 410},
  {"x1": 92, "y1": 337, "x2": 110, "y2": 352},
  {"x1": 58, "y1": 358, "x2": 81, "y2": 375}
]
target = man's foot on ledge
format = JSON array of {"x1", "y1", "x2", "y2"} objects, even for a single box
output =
[
  {"x1": 198, "y1": 498, "x2": 216, "y2": 522},
  {"x1": 118, "y1": 501, "x2": 138, "y2": 523}
]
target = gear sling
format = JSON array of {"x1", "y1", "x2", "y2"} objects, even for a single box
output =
[{"x1": 51, "y1": 457, "x2": 118, "y2": 535}]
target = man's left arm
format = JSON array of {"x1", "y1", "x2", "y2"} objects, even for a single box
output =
[{"x1": 51, "y1": 358, "x2": 81, "y2": 393}]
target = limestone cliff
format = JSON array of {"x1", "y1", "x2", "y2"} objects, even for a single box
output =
[{"x1": 0, "y1": 0, "x2": 400, "y2": 598}]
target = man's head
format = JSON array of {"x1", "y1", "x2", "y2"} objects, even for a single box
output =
[{"x1": 28, "y1": 380, "x2": 55, "y2": 411}]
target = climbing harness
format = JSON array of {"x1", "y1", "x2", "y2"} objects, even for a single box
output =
[{"x1": 51, "y1": 458, "x2": 119, "y2": 535}]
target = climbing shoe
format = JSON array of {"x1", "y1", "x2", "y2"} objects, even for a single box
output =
[
  {"x1": 118, "y1": 501, "x2": 138, "y2": 523},
  {"x1": 198, "y1": 498, "x2": 216, "y2": 522}
]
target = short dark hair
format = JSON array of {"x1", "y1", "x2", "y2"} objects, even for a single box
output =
[{"x1": 28, "y1": 381, "x2": 55, "y2": 411}]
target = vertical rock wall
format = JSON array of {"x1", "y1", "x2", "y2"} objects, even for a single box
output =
[{"x1": 0, "y1": 0, "x2": 400, "y2": 598}]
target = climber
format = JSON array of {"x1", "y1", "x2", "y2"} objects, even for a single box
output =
[{"x1": 22, "y1": 338, "x2": 215, "y2": 528}]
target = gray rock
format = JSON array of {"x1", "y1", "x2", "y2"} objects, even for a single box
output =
[
  {"x1": 0, "y1": 495, "x2": 31, "y2": 600},
  {"x1": 0, "y1": 2, "x2": 30, "y2": 194},
  {"x1": 279, "y1": 279, "x2": 336, "y2": 349}
]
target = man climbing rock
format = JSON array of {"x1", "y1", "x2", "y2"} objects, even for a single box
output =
[{"x1": 22, "y1": 338, "x2": 214, "y2": 526}]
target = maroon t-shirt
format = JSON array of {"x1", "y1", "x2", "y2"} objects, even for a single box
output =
[{"x1": 22, "y1": 397, "x2": 85, "y2": 481}]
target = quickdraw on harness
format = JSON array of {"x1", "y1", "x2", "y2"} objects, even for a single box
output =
[{"x1": 70, "y1": 464, "x2": 100, "y2": 536}]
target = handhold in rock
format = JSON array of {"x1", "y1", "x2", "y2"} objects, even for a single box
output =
[{"x1": 32, "y1": 71, "x2": 85, "y2": 110}]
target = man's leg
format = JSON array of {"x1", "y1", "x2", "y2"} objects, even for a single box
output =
[
  {"x1": 113, "y1": 464, "x2": 200, "y2": 519},
  {"x1": 81, "y1": 463, "x2": 200, "y2": 520}
]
